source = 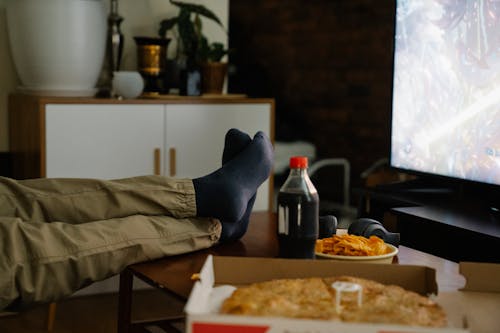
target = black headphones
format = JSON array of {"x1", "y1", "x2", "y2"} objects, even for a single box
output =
[
  {"x1": 348, "y1": 218, "x2": 400, "y2": 247},
  {"x1": 318, "y1": 216, "x2": 400, "y2": 247},
  {"x1": 319, "y1": 215, "x2": 338, "y2": 239}
]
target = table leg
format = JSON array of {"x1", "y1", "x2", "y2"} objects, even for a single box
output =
[
  {"x1": 117, "y1": 269, "x2": 134, "y2": 333},
  {"x1": 46, "y1": 302, "x2": 57, "y2": 331}
]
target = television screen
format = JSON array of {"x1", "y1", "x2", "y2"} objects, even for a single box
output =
[{"x1": 390, "y1": 0, "x2": 500, "y2": 187}]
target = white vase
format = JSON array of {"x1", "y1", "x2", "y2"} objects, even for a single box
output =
[{"x1": 6, "y1": 0, "x2": 106, "y2": 96}]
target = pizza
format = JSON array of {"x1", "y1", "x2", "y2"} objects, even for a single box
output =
[{"x1": 219, "y1": 276, "x2": 447, "y2": 327}]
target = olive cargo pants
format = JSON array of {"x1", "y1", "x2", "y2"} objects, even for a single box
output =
[{"x1": 0, "y1": 176, "x2": 221, "y2": 311}]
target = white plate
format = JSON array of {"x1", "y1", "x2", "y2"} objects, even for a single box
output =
[{"x1": 315, "y1": 244, "x2": 398, "y2": 264}]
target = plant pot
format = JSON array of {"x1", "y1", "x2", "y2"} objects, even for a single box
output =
[
  {"x1": 6, "y1": 0, "x2": 106, "y2": 96},
  {"x1": 201, "y1": 62, "x2": 228, "y2": 94},
  {"x1": 134, "y1": 36, "x2": 171, "y2": 95}
]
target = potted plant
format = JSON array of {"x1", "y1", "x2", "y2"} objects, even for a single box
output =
[
  {"x1": 198, "y1": 38, "x2": 230, "y2": 94},
  {"x1": 158, "y1": 0, "x2": 228, "y2": 95}
]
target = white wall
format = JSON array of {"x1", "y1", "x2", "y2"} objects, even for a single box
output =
[
  {"x1": 0, "y1": 0, "x2": 18, "y2": 152},
  {"x1": 116, "y1": 0, "x2": 229, "y2": 69},
  {"x1": 0, "y1": 0, "x2": 229, "y2": 152}
]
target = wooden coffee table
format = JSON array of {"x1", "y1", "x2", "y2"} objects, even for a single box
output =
[{"x1": 117, "y1": 212, "x2": 464, "y2": 333}]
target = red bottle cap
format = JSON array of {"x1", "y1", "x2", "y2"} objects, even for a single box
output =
[{"x1": 289, "y1": 156, "x2": 308, "y2": 168}]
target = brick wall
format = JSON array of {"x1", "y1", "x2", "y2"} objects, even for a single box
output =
[{"x1": 229, "y1": 0, "x2": 396, "y2": 192}]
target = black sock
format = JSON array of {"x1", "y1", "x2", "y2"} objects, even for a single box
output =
[
  {"x1": 219, "y1": 129, "x2": 256, "y2": 242},
  {"x1": 222, "y1": 128, "x2": 251, "y2": 165},
  {"x1": 193, "y1": 131, "x2": 273, "y2": 222},
  {"x1": 220, "y1": 195, "x2": 256, "y2": 242}
]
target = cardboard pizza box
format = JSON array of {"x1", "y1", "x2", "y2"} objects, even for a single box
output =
[
  {"x1": 436, "y1": 262, "x2": 500, "y2": 333},
  {"x1": 184, "y1": 256, "x2": 500, "y2": 333}
]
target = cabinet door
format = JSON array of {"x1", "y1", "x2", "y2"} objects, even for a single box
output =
[
  {"x1": 45, "y1": 104, "x2": 164, "y2": 179},
  {"x1": 164, "y1": 103, "x2": 272, "y2": 211}
]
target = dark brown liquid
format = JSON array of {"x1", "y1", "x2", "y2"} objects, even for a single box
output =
[{"x1": 277, "y1": 191, "x2": 319, "y2": 259}]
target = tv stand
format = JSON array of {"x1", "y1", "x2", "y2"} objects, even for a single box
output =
[
  {"x1": 357, "y1": 179, "x2": 500, "y2": 263},
  {"x1": 391, "y1": 204, "x2": 500, "y2": 263}
]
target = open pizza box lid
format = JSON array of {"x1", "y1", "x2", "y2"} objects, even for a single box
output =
[
  {"x1": 434, "y1": 262, "x2": 500, "y2": 333},
  {"x1": 184, "y1": 255, "x2": 500, "y2": 333}
]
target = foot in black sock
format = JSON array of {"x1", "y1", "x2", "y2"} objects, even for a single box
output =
[
  {"x1": 220, "y1": 195, "x2": 256, "y2": 242},
  {"x1": 220, "y1": 128, "x2": 256, "y2": 242},
  {"x1": 193, "y1": 131, "x2": 273, "y2": 223},
  {"x1": 222, "y1": 128, "x2": 251, "y2": 165}
]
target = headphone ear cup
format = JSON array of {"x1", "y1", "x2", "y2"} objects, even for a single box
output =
[
  {"x1": 363, "y1": 223, "x2": 385, "y2": 239},
  {"x1": 350, "y1": 219, "x2": 401, "y2": 247},
  {"x1": 384, "y1": 232, "x2": 400, "y2": 247},
  {"x1": 348, "y1": 218, "x2": 382, "y2": 236},
  {"x1": 319, "y1": 215, "x2": 338, "y2": 238},
  {"x1": 347, "y1": 219, "x2": 364, "y2": 235}
]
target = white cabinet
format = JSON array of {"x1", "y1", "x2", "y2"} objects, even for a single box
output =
[
  {"x1": 9, "y1": 95, "x2": 275, "y2": 211},
  {"x1": 45, "y1": 104, "x2": 164, "y2": 179}
]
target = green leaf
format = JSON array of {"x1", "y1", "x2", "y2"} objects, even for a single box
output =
[
  {"x1": 177, "y1": 8, "x2": 198, "y2": 56},
  {"x1": 198, "y1": 35, "x2": 210, "y2": 62},
  {"x1": 208, "y1": 42, "x2": 228, "y2": 62},
  {"x1": 194, "y1": 13, "x2": 203, "y2": 37},
  {"x1": 169, "y1": 0, "x2": 224, "y2": 29},
  {"x1": 158, "y1": 17, "x2": 178, "y2": 37}
]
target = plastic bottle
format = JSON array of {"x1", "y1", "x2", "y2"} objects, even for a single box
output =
[{"x1": 277, "y1": 156, "x2": 319, "y2": 259}]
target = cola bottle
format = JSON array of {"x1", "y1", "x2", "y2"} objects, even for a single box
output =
[{"x1": 277, "y1": 156, "x2": 319, "y2": 259}]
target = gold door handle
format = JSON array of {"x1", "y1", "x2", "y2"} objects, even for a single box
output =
[
  {"x1": 169, "y1": 147, "x2": 176, "y2": 177},
  {"x1": 154, "y1": 148, "x2": 161, "y2": 175}
]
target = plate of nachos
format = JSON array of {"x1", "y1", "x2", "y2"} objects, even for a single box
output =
[{"x1": 315, "y1": 233, "x2": 398, "y2": 263}]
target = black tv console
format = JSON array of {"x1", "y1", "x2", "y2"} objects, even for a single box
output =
[
  {"x1": 356, "y1": 179, "x2": 500, "y2": 263},
  {"x1": 391, "y1": 204, "x2": 499, "y2": 263}
]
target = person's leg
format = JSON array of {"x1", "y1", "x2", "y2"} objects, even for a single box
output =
[
  {"x1": 219, "y1": 128, "x2": 257, "y2": 242},
  {"x1": 0, "y1": 175, "x2": 196, "y2": 223},
  {"x1": 0, "y1": 129, "x2": 273, "y2": 311},
  {"x1": 0, "y1": 130, "x2": 273, "y2": 226},
  {"x1": 193, "y1": 131, "x2": 273, "y2": 223},
  {"x1": 0, "y1": 215, "x2": 220, "y2": 311}
]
